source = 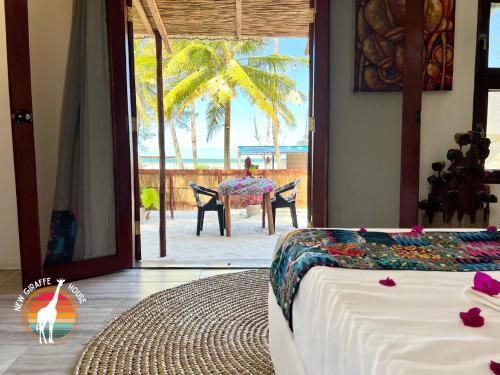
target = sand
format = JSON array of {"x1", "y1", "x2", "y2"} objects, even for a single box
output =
[{"x1": 138, "y1": 208, "x2": 307, "y2": 267}]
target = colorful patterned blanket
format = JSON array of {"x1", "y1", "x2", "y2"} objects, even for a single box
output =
[{"x1": 270, "y1": 229, "x2": 500, "y2": 328}]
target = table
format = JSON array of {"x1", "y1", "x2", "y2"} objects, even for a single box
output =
[{"x1": 218, "y1": 177, "x2": 276, "y2": 237}]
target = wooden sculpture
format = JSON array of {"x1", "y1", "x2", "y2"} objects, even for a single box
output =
[{"x1": 419, "y1": 130, "x2": 497, "y2": 226}]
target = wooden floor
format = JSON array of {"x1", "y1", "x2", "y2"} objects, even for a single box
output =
[{"x1": 0, "y1": 268, "x2": 245, "y2": 374}]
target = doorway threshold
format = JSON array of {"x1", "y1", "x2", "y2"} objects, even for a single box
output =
[{"x1": 135, "y1": 258, "x2": 272, "y2": 268}]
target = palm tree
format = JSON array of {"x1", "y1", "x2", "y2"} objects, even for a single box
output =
[
  {"x1": 163, "y1": 39, "x2": 308, "y2": 169},
  {"x1": 173, "y1": 103, "x2": 198, "y2": 167},
  {"x1": 134, "y1": 38, "x2": 184, "y2": 169}
]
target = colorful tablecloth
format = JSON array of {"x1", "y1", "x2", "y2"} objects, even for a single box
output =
[{"x1": 218, "y1": 178, "x2": 276, "y2": 196}]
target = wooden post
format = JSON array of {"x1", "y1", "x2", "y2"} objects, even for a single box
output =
[
  {"x1": 224, "y1": 195, "x2": 232, "y2": 237},
  {"x1": 169, "y1": 174, "x2": 174, "y2": 219},
  {"x1": 264, "y1": 192, "x2": 275, "y2": 235},
  {"x1": 400, "y1": 0, "x2": 425, "y2": 228},
  {"x1": 217, "y1": 169, "x2": 223, "y2": 185},
  {"x1": 156, "y1": 31, "x2": 167, "y2": 258},
  {"x1": 128, "y1": 8, "x2": 142, "y2": 261}
]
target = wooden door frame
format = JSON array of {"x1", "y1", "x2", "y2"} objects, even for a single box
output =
[
  {"x1": 399, "y1": 0, "x2": 425, "y2": 228},
  {"x1": 309, "y1": 0, "x2": 330, "y2": 227},
  {"x1": 4, "y1": 0, "x2": 42, "y2": 287},
  {"x1": 5, "y1": 0, "x2": 134, "y2": 285}
]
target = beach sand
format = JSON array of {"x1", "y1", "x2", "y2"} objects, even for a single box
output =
[{"x1": 138, "y1": 208, "x2": 307, "y2": 267}]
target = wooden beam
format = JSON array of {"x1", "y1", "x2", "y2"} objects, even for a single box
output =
[
  {"x1": 132, "y1": 0, "x2": 154, "y2": 36},
  {"x1": 156, "y1": 31, "x2": 167, "y2": 257},
  {"x1": 145, "y1": 0, "x2": 173, "y2": 53},
  {"x1": 400, "y1": 0, "x2": 425, "y2": 227},
  {"x1": 235, "y1": 0, "x2": 242, "y2": 39}
]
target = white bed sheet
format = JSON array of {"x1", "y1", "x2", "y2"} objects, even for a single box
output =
[{"x1": 269, "y1": 230, "x2": 500, "y2": 375}]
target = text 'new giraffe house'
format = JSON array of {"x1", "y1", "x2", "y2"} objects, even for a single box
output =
[{"x1": 13, "y1": 278, "x2": 87, "y2": 344}]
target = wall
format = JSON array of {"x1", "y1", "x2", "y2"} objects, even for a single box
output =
[
  {"x1": 28, "y1": 0, "x2": 74, "y2": 257},
  {"x1": 329, "y1": 0, "x2": 402, "y2": 228},
  {"x1": 328, "y1": 0, "x2": 492, "y2": 228},
  {"x1": 0, "y1": 0, "x2": 21, "y2": 268}
]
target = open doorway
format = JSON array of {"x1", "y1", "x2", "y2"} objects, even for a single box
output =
[{"x1": 130, "y1": 3, "x2": 313, "y2": 268}]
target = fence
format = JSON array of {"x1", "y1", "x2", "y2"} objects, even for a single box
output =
[{"x1": 139, "y1": 169, "x2": 308, "y2": 212}]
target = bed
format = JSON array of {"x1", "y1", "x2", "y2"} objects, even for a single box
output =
[{"x1": 268, "y1": 229, "x2": 500, "y2": 375}]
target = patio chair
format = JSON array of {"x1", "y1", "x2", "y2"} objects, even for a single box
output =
[
  {"x1": 272, "y1": 178, "x2": 300, "y2": 230},
  {"x1": 189, "y1": 182, "x2": 225, "y2": 236}
]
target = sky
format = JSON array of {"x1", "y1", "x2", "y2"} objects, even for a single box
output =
[
  {"x1": 486, "y1": 6, "x2": 500, "y2": 169},
  {"x1": 139, "y1": 37, "x2": 310, "y2": 159}
]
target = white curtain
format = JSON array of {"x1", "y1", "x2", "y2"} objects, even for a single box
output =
[{"x1": 45, "y1": 0, "x2": 116, "y2": 265}]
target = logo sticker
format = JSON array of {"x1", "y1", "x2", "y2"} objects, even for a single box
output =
[{"x1": 13, "y1": 278, "x2": 87, "y2": 344}]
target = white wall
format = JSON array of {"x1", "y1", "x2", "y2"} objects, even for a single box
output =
[
  {"x1": 0, "y1": 0, "x2": 21, "y2": 268},
  {"x1": 28, "y1": 0, "x2": 73, "y2": 257},
  {"x1": 329, "y1": 0, "x2": 402, "y2": 227}
]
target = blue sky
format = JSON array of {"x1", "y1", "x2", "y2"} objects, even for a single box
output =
[
  {"x1": 141, "y1": 37, "x2": 310, "y2": 159},
  {"x1": 490, "y1": 6, "x2": 500, "y2": 67}
]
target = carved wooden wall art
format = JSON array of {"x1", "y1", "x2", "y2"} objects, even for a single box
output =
[
  {"x1": 419, "y1": 130, "x2": 497, "y2": 225},
  {"x1": 354, "y1": 0, "x2": 455, "y2": 92}
]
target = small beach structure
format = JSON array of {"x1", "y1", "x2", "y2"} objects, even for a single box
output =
[{"x1": 237, "y1": 146, "x2": 308, "y2": 169}]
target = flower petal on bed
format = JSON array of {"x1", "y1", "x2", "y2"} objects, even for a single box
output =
[
  {"x1": 358, "y1": 227, "x2": 367, "y2": 233},
  {"x1": 459, "y1": 307, "x2": 485, "y2": 328},
  {"x1": 411, "y1": 225, "x2": 424, "y2": 234},
  {"x1": 379, "y1": 277, "x2": 396, "y2": 287},
  {"x1": 490, "y1": 361, "x2": 500, "y2": 375},
  {"x1": 487, "y1": 226, "x2": 498, "y2": 232},
  {"x1": 473, "y1": 272, "x2": 500, "y2": 296}
]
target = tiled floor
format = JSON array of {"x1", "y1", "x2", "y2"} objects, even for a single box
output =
[{"x1": 0, "y1": 268, "x2": 246, "y2": 374}]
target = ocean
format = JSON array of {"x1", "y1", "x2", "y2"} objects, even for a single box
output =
[{"x1": 140, "y1": 157, "x2": 243, "y2": 169}]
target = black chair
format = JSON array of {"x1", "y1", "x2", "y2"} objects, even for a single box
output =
[
  {"x1": 272, "y1": 178, "x2": 300, "y2": 230},
  {"x1": 189, "y1": 182, "x2": 225, "y2": 236}
]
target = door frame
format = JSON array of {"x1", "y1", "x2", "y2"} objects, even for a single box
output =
[
  {"x1": 5, "y1": 0, "x2": 134, "y2": 286},
  {"x1": 8, "y1": 0, "x2": 329, "y2": 285},
  {"x1": 399, "y1": 0, "x2": 425, "y2": 227},
  {"x1": 4, "y1": 0, "x2": 42, "y2": 287},
  {"x1": 309, "y1": 0, "x2": 330, "y2": 227}
]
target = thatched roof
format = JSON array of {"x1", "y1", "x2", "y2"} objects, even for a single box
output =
[{"x1": 131, "y1": 0, "x2": 312, "y2": 41}]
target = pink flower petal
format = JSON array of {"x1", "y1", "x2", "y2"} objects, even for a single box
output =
[
  {"x1": 358, "y1": 227, "x2": 367, "y2": 233},
  {"x1": 459, "y1": 307, "x2": 485, "y2": 328},
  {"x1": 379, "y1": 277, "x2": 396, "y2": 287},
  {"x1": 487, "y1": 226, "x2": 498, "y2": 232},
  {"x1": 411, "y1": 225, "x2": 424, "y2": 234},
  {"x1": 473, "y1": 272, "x2": 500, "y2": 297},
  {"x1": 490, "y1": 361, "x2": 500, "y2": 375}
]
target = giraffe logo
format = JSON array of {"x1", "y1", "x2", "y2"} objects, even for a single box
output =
[
  {"x1": 14, "y1": 278, "x2": 86, "y2": 344},
  {"x1": 36, "y1": 278, "x2": 65, "y2": 344}
]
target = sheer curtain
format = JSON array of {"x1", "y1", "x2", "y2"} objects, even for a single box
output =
[{"x1": 44, "y1": 0, "x2": 116, "y2": 265}]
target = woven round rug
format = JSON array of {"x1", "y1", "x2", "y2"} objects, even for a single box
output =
[{"x1": 75, "y1": 270, "x2": 274, "y2": 375}]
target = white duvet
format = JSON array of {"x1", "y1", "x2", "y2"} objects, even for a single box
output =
[{"x1": 289, "y1": 266, "x2": 500, "y2": 375}]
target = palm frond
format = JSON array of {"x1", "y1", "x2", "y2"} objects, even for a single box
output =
[
  {"x1": 224, "y1": 59, "x2": 278, "y2": 121},
  {"x1": 205, "y1": 98, "x2": 227, "y2": 141},
  {"x1": 234, "y1": 39, "x2": 267, "y2": 56},
  {"x1": 244, "y1": 55, "x2": 308, "y2": 72},
  {"x1": 275, "y1": 101, "x2": 296, "y2": 128},
  {"x1": 164, "y1": 43, "x2": 221, "y2": 77},
  {"x1": 241, "y1": 66, "x2": 296, "y2": 102},
  {"x1": 163, "y1": 67, "x2": 214, "y2": 119}
]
